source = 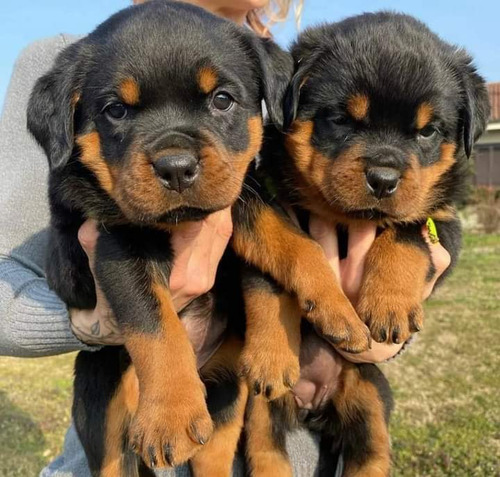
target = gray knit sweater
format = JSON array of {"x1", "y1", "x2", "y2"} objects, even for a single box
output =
[
  {"x1": 0, "y1": 34, "x2": 93, "y2": 357},
  {"x1": 0, "y1": 36, "x2": 320, "y2": 477}
]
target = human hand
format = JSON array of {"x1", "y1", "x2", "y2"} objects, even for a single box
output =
[
  {"x1": 70, "y1": 208, "x2": 232, "y2": 346},
  {"x1": 308, "y1": 214, "x2": 451, "y2": 363}
]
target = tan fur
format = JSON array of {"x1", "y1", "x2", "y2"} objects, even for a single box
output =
[
  {"x1": 416, "y1": 102, "x2": 433, "y2": 130},
  {"x1": 119, "y1": 78, "x2": 140, "y2": 105},
  {"x1": 125, "y1": 282, "x2": 212, "y2": 468},
  {"x1": 357, "y1": 227, "x2": 429, "y2": 343},
  {"x1": 347, "y1": 94, "x2": 370, "y2": 121},
  {"x1": 198, "y1": 67, "x2": 218, "y2": 94},
  {"x1": 334, "y1": 364, "x2": 391, "y2": 477},
  {"x1": 77, "y1": 132, "x2": 116, "y2": 196},
  {"x1": 192, "y1": 342, "x2": 248, "y2": 477},
  {"x1": 232, "y1": 205, "x2": 370, "y2": 353},
  {"x1": 245, "y1": 395, "x2": 293, "y2": 477},
  {"x1": 101, "y1": 367, "x2": 139, "y2": 477},
  {"x1": 286, "y1": 121, "x2": 459, "y2": 224},
  {"x1": 81, "y1": 116, "x2": 262, "y2": 224},
  {"x1": 241, "y1": 290, "x2": 302, "y2": 400}
]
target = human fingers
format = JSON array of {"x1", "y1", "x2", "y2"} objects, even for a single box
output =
[
  {"x1": 337, "y1": 340, "x2": 404, "y2": 364},
  {"x1": 77, "y1": 219, "x2": 99, "y2": 269},
  {"x1": 422, "y1": 225, "x2": 451, "y2": 299},
  {"x1": 169, "y1": 209, "x2": 232, "y2": 311},
  {"x1": 309, "y1": 213, "x2": 340, "y2": 280},
  {"x1": 339, "y1": 222, "x2": 377, "y2": 305}
]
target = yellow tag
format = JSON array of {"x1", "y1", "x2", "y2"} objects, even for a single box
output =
[{"x1": 426, "y1": 217, "x2": 439, "y2": 244}]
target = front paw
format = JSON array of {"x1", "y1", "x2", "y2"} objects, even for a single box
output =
[
  {"x1": 299, "y1": 290, "x2": 371, "y2": 353},
  {"x1": 357, "y1": 290, "x2": 424, "y2": 344},
  {"x1": 130, "y1": 387, "x2": 213, "y2": 469},
  {"x1": 240, "y1": 342, "x2": 300, "y2": 401}
]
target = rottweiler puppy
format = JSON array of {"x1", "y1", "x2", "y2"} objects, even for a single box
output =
[
  {"x1": 232, "y1": 12, "x2": 490, "y2": 476},
  {"x1": 27, "y1": 1, "x2": 294, "y2": 475}
]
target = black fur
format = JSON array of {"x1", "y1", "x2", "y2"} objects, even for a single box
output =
[
  {"x1": 255, "y1": 12, "x2": 489, "y2": 476},
  {"x1": 28, "y1": 1, "x2": 293, "y2": 474}
]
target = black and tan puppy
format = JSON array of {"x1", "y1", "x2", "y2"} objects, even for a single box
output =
[
  {"x1": 27, "y1": 1, "x2": 294, "y2": 475},
  {"x1": 234, "y1": 12, "x2": 490, "y2": 476}
]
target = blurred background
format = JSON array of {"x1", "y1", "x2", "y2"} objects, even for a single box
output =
[{"x1": 0, "y1": 1, "x2": 499, "y2": 476}]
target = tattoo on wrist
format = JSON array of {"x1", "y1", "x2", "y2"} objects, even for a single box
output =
[
  {"x1": 91, "y1": 320, "x2": 100, "y2": 336},
  {"x1": 71, "y1": 313, "x2": 123, "y2": 345}
]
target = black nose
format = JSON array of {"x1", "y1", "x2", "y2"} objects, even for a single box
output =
[
  {"x1": 153, "y1": 154, "x2": 199, "y2": 193},
  {"x1": 365, "y1": 167, "x2": 400, "y2": 199}
]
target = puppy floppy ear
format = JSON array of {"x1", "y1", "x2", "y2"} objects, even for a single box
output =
[
  {"x1": 283, "y1": 50, "x2": 321, "y2": 131},
  {"x1": 457, "y1": 58, "x2": 490, "y2": 158},
  {"x1": 27, "y1": 42, "x2": 85, "y2": 170},
  {"x1": 283, "y1": 59, "x2": 308, "y2": 131},
  {"x1": 253, "y1": 37, "x2": 294, "y2": 129}
]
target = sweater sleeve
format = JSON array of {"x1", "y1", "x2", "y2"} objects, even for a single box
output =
[
  {"x1": 0, "y1": 256, "x2": 95, "y2": 357},
  {"x1": 0, "y1": 35, "x2": 95, "y2": 357}
]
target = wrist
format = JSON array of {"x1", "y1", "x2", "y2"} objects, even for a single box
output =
[
  {"x1": 69, "y1": 307, "x2": 124, "y2": 346},
  {"x1": 69, "y1": 308, "x2": 100, "y2": 345}
]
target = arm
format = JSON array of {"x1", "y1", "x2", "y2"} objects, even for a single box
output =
[
  {"x1": 0, "y1": 35, "x2": 95, "y2": 357},
  {"x1": 0, "y1": 255, "x2": 96, "y2": 357}
]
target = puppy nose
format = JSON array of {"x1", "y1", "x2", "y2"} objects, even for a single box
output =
[
  {"x1": 365, "y1": 167, "x2": 400, "y2": 199},
  {"x1": 153, "y1": 154, "x2": 199, "y2": 193}
]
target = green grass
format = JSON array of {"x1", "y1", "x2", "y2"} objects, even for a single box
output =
[
  {"x1": 0, "y1": 354, "x2": 74, "y2": 477},
  {"x1": 0, "y1": 234, "x2": 498, "y2": 476},
  {"x1": 381, "y1": 233, "x2": 500, "y2": 476}
]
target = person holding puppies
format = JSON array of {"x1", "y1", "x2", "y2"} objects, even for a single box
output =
[{"x1": 0, "y1": 0, "x2": 451, "y2": 475}]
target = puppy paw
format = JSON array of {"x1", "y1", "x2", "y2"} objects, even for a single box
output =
[
  {"x1": 240, "y1": 343, "x2": 300, "y2": 401},
  {"x1": 299, "y1": 290, "x2": 371, "y2": 353},
  {"x1": 357, "y1": 290, "x2": 424, "y2": 344},
  {"x1": 129, "y1": 385, "x2": 213, "y2": 469}
]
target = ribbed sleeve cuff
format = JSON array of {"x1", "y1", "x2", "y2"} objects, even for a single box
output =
[{"x1": 1, "y1": 257, "x2": 98, "y2": 357}]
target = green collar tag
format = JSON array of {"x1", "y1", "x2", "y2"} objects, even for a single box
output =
[{"x1": 426, "y1": 217, "x2": 439, "y2": 244}]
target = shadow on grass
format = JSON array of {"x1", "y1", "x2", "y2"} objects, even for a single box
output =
[{"x1": 0, "y1": 390, "x2": 47, "y2": 477}]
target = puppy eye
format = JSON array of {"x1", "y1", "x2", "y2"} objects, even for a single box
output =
[
  {"x1": 328, "y1": 114, "x2": 348, "y2": 126},
  {"x1": 212, "y1": 92, "x2": 234, "y2": 111},
  {"x1": 418, "y1": 125, "x2": 438, "y2": 139},
  {"x1": 104, "y1": 103, "x2": 128, "y2": 120}
]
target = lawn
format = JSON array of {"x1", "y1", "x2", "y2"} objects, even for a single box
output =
[{"x1": 0, "y1": 233, "x2": 498, "y2": 476}]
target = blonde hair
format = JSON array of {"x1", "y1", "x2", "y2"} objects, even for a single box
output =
[
  {"x1": 247, "y1": 0, "x2": 303, "y2": 37},
  {"x1": 132, "y1": 0, "x2": 303, "y2": 38}
]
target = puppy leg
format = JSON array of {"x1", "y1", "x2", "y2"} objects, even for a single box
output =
[
  {"x1": 74, "y1": 348, "x2": 152, "y2": 477},
  {"x1": 329, "y1": 363, "x2": 393, "y2": 477},
  {"x1": 95, "y1": 229, "x2": 212, "y2": 470},
  {"x1": 357, "y1": 225, "x2": 431, "y2": 344},
  {"x1": 245, "y1": 395, "x2": 293, "y2": 477},
  {"x1": 191, "y1": 337, "x2": 248, "y2": 477},
  {"x1": 232, "y1": 201, "x2": 370, "y2": 353},
  {"x1": 100, "y1": 366, "x2": 151, "y2": 477},
  {"x1": 240, "y1": 268, "x2": 302, "y2": 400}
]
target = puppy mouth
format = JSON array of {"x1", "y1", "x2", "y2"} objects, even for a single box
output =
[
  {"x1": 156, "y1": 206, "x2": 221, "y2": 224},
  {"x1": 342, "y1": 208, "x2": 394, "y2": 220}
]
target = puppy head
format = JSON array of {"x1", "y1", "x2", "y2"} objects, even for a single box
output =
[
  {"x1": 28, "y1": 1, "x2": 292, "y2": 224},
  {"x1": 283, "y1": 12, "x2": 490, "y2": 223}
]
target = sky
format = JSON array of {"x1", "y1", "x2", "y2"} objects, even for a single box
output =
[{"x1": 1, "y1": 0, "x2": 499, "y2": 112}]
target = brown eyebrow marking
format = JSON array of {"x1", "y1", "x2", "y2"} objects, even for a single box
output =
[
  {"x1": 347, "y1": 94, "x2": 370, "y2": 121},
  {"x1": 198, "y1": 67, "x2": 218, "y2": 94},
  {"x1": 416, "y1": 102, "x2": 434, "y2": 129},
  {"x1": 119, "y1": 78, "x2": 140, "y2": 105},
  {"x1": 76, "y1": 131, "x2": 116, "y2": 195}
]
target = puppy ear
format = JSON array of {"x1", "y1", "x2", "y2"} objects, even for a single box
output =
[
  {"x1": 282, "y1": 49, "x2": 322, "y2": 131},
  {"x1": 457, "y1": 58, "x2": 490, "y2": 158},
  {"x1": 254, "y1": 38, "x2": 294, "y2": 129},
  {"x1": 27, "y1": 42, "x2": 84, "y2": 170},
  {"x1": 283, "y1": 59, "x2": 308, "y2": 131}
]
